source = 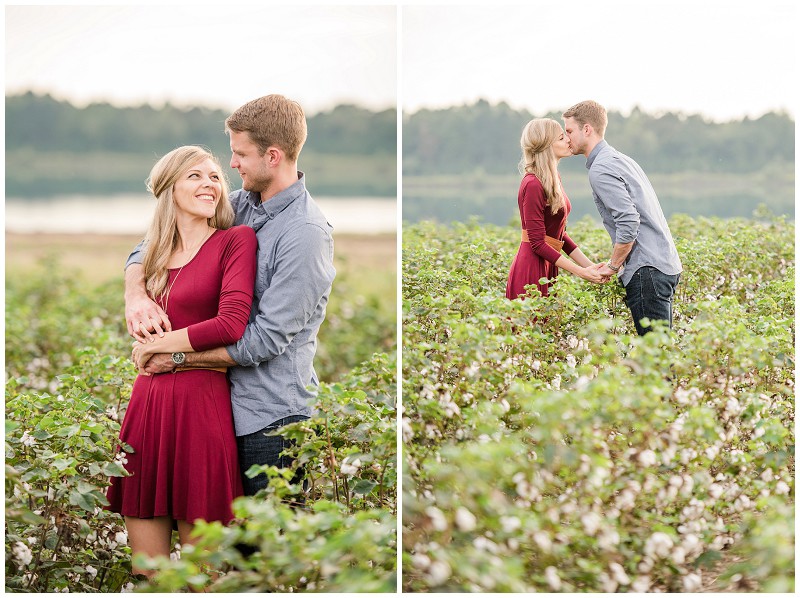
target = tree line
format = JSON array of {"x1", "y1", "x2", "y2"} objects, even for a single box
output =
[
  {"x1": 402, "y1": 99, "x2": 795, "y2": 178},
  {"x1": 5, "y1": 93, "x2": 396, "y2": 197},
  {"x1": 6, "y1": 92, "x2": 395, "y2": 156}
]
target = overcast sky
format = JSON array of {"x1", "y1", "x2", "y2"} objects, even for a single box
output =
[
  {"x1": 402, "y1": 0, "x2": 797, "y2": 121},
  {"x1": 5, "y1": 1, "x2": 796, "y2": 122},
  {"x1": 5, "y1": 3, "x2": 397, "y2": 114}
]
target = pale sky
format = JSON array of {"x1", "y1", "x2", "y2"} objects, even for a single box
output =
[
  {"x1": 5, "y1": 3, "x2": 397, "y2": 114},
  {"x1": 402, "y1": 0, "x2": 797, "y2": 121},
  {"x1": 5, "y1": 1, "x2": 796, "y2": 121}
]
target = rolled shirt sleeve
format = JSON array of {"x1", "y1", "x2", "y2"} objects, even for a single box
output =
[
  {"x1": 226, "y1": 222, "x2": 335, "y2": 367},
  {"x1": 125, "y1": 240, "x2": 147, "y2": 269}
]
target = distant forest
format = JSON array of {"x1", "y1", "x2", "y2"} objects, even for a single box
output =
[
  {"x1": 403, "y1": 100, "x2": 795, "y2": 223},
  {"x1": 6, "y1": 93, "x2": 397, "y2": 197}
]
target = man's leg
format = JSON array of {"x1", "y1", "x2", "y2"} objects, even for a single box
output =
[
  {"x1": 623, "y1": 266, "x2": 679, "y2": 336},
  {"x1": 236, "y1": 414, "x2": 309, "y2": 498}
]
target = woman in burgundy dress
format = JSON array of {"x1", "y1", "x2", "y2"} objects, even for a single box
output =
[
  {"x1": 506, "y1": 118, "x2": 605, "y2": 299},
  {"x1": 106, "y1": 146, "x2": 257, "y2": 577}
]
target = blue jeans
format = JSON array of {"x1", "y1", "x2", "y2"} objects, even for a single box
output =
[
  {"x1": 236, "y1": 415, "x2": 309, "y2": 497},
  {"x1": 623, "y1": 266, "x2": 680, "y2": 336}
]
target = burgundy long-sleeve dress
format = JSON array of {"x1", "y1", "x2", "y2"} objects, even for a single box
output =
[
  {"x1": 107, "y1": 225, "x2": 257, "y2": 524},
  {"x1": 506, "y1": 173, "x2": 577, "y2": 299}
]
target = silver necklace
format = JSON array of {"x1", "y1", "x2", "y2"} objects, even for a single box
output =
[{"x1": 160, "y1": 227, "x2": 213, "y2": 313}]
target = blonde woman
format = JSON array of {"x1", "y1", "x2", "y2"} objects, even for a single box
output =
[
  {"x1": 106, "y1": 146, "x2": 257, "y2": 577},
  {"x1": 506, "y1": 118, "x2": 605, "y2": 299}
]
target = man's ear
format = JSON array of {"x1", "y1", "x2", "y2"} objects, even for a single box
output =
[{"x1": 265, "y1": 147, "x2": 282, "y2": 167}]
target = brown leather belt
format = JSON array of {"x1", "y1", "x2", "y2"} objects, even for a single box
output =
[
  {"x1": 174, "y1": 366, "x2": 228, "y2": 374},
  {"x1": 521, "y1": 230, "x2": 564, "y2": 253}
]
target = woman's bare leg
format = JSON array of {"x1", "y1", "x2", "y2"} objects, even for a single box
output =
[
  {"x1": 177, "y1": 520, "x2": 219, "y2": 588},
  {"x1": 124, "y1": 516, "x2": 173, "y2": 578}
]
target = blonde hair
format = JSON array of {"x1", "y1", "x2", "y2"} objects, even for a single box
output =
[
  {"x1": 142, "y1": 146, "x2": 234, "y2": 300},
  {"x1": 519, "y1": 118, "x2": 565, "y2": 214},
  {"x1": 225, "y1": 94, "x2": 307, "y2": 162},
  {"x1": 562, "y1": 100, "x2": 608, "y2": 138}
]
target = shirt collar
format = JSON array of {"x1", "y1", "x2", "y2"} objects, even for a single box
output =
[
  {"x1": 585, "y1": 139, "x2": 608, "y2": 170},
  {"x1": 245, "y1": 171, "x2": 307, "y2": 215}
]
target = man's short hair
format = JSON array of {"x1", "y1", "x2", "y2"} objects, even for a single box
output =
[
  {"x1": 225, "y1": 95, "x2": 307, "y2": 162},
  {"x1": 563, "y1": 100, "x2": 608, "y2": 138}
]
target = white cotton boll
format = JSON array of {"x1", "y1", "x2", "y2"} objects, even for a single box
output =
[
  {"x1": 532, "y1": 531, "x2": 552, "y2": 551},
  {"x1": 566, "y1": 354, "x2": 577, "y2": 368},
  {"x1": 402, "y1": 418, "x2": 414, "y2": 442},
  {"x1": 681, "y1": 474, "x2": 695, "y2": 496},
  {"x1": 532, "y1": 360, "x2": 541, "y2": 371},
  {"x1": 599, "y1": 572, "x2": 618, "y2": 593},
  {"x1": 775, "y1": 480, "x2": 790, "y2": 495},
  {"x1": 734, "y1": 495, "x2": 751, "y2": 512},
  {"x1": 340, "y1": 460, "x2": 359, "y2": 477},
  {"x1": 609, "y1": 562, "x2": 631, "y2": 585},
  {"x1": 638, "y1": 449, "x2": 657, "y2": 467},
  {"x1": 681, "y1": 534, "x2": 702, "y2": 558},
  {"x1": 544, "y1": 566, "x2": 561, "y2": 591},
  {"x1": 644, "y1": 532, "x2": 674, "y2": 559},
  {"x1": 425, "y1": 507, "x2": 448, "y2": 531},
  {"x1": 12, "y1": 541, "x2": 33, "y2": 566},
  {"x1": 20, "y1": 431, "x2": 37, "y2": 447},
  {"x1": 637, "y1": 557, "x2": 654, "y2": 573},
  {"x1": 85, "y1": 565, "x2": 98, "y2": 579},
  {"x1": 671, "y1": 546, "x2": 686, "y2": 564},
  {"x1": 411, "y1": 553, "x2": 431, "y2": 570},
  {"x1": 632, "y1": 575, "x2": 651, "y2": 592},
  {"x1": 581, "y1": 512, "x2": 602, "y2": 536},
  {"x1": 473, "y1": 536, "x2": 499, "y2": 554},
  {"x1": 500, "y1": 516, "x2": 521, "y2": 533},
  {"x1": 426, "y1": 561, "x2": 451, "y2": 586},
  {"x1": 615, "y1": 489, "x2": 636, "y2": 511},
  {"x1": 683, "y1": 572, "x2": 703, "y2": 591},
  {"x1": 551, "y1": 375, "x2": 561, "y2": 390},
  {"x1": 760, "y1": 468, "x2": 774, "y2": 483},
  {"x1": 598, "y1": 529, "x2": 620, "y2": 551},
  {"x1": 708, "y1": 483, "x2": 724, "y2": 499},
  {"x1": 115, "y1": 530, "x2": 128, "y2": 545},
  {"x1": 455, "y1": 507, "x2": 477, "y2": 532},
  {"x1": 588, "y1": 467, "x2": 608, "y2": 488},
  {"x1": 567, "y1": 335, "x2": 579, "y2": 349}
]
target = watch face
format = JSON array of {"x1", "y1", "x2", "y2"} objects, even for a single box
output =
[{"x1": 172, "y1": 352, "x2": 186, "y2": 365}]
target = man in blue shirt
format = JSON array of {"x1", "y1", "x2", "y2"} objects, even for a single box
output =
[
  {"x1": 124, "y1": 95, "x2": 335, "y2": 496},
  {"x1": 563, "y1": 100, "x2": 682, "y2": 335}
]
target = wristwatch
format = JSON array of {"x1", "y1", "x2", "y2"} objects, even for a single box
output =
[{"x1": 171, "y1": 352, "x2": 186, "y2": 366}]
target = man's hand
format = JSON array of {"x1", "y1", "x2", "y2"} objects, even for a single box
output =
[
  {"x1": 143, "y1": 353, "x2": 176, "y2": 375},
  {"x1": 125, "y1": 293, "x2": 172, "y2": 342},
  {"x1": 124, "y1": 263, "x2": 172, "y2": 341},
  {"x1": 595, "y1": 262, "x2": 616, "y2": 280}
]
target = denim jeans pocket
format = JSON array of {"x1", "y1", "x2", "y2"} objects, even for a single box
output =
[{"x1": 646, "y1": 268, "x2": 676, "y2": 301}]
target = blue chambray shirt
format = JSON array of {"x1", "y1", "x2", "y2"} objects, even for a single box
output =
[
  {"x1": 126, "y1": 173, "x2": 335, "y2": 435},
  {"x1": 585, "y1": 140, "x2": 682, "y2": 286}
]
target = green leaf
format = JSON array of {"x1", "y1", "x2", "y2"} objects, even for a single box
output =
[{"x1": 352, "y1": 478, "x2": 378, "y2": 495}]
